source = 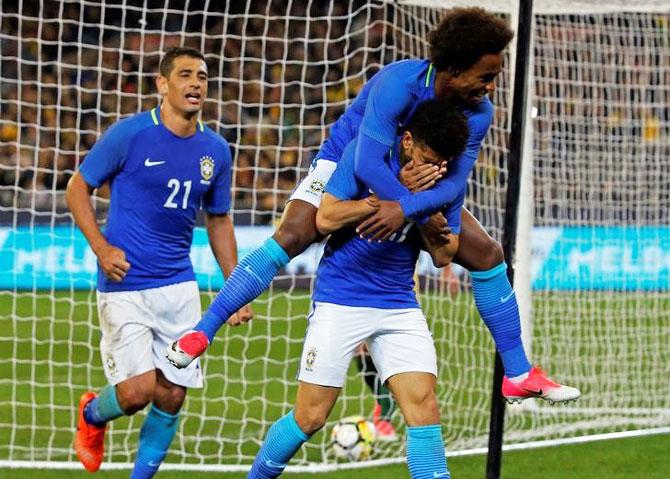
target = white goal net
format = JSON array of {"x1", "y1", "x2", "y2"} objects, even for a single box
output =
[{"x1": 0, "y1": 0, "x2": 668, "y2": 471}]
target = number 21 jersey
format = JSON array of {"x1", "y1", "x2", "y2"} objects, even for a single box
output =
[{"x1": 79, "y1": 107, "x2": 232, "y2": 292}]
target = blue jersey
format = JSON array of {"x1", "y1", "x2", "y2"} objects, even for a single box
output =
[
  {"x1": 316, "y1": 59, "x2": 493, "y2": 218},
  {"x1": 313, "y1": 138, "x2": 465, "y2": 309},
  {"x1": 79, "y1": 107, "x2": 232, "y2": 293}
]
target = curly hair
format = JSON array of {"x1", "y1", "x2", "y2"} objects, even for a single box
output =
[
  {"x1": 159, "y1": 47, "x2": 206, "y2": 78},
  {"x1": 429, "y1": 7, "x2": 513, "y2": 72},
  {"x1": 406, "y1": 99, "x2": 469, "y2": 161}
]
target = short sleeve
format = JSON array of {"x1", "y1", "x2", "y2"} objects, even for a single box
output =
[
  {"x1": 324, "y1": 141, "x2": 361, "y2": 200},
  {"x1": 79, "y1": 117, "x2": 137, "y2": 188},
  {"x1": 204, "y1": 140, "x2": 233, "y2": 214}
]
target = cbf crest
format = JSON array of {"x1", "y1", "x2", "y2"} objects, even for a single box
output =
[
  {"x1": 305, "y1": 347, "x2": 317, "y2": 371},
  {"x1": 200, "y1": 155, "x2": 214, "y2": 185}
]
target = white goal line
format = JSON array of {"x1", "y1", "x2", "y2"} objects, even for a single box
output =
[{"x1": 1, "y1": 427, "x2": 668, "y2": 473}]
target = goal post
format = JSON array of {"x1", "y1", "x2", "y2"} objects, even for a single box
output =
[{"x1": 1, "y1": 0, "x2": 669, "y2": 474}]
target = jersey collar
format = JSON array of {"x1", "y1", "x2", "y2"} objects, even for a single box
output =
[
  {"x1": 425, "y1": 63, "x2": 434, "y2": 89},
  {"x1": 150, "y1": 106, "x2": 205, "y2": 133}
]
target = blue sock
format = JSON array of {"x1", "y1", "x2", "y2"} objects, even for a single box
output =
[
  {"x1": 84, "y1": 384, "x2": 124, "y2": 427},
  {"x1": 248, "y1": 410, "x2": 310, "y2": 479},
  {"x1": 130, "y1": 405, "x2": 179, "y2": 479},
  {"x1": 196, "y1": 238, "x2": 290, "y2": 342},
  {"x1": 406, "y1": 424, "x2": 449, "y2": 479},
  {"x1": 471, "y1": 262, "x2": 532, "y2": 377}
]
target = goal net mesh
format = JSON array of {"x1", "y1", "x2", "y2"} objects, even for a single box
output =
[{"x1": 0, "y1": 0, "x2": 667, "y2": 469}]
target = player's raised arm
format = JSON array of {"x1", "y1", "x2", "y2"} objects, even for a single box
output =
[
  {"x1": 316, "y1": 193, "x2": 379, "y2": 236},
  {"x1": 358, "y1": 101, "x2": 470, "y2": 242},
  {"x1": 352, "y1": 76, "x2": 415, "y2": 235},
  {"x1": 398, "y1": 100, "x2": 493, "y2": 219},
  {"x1": 358, "y1": 8, "x2": 513, "y2": 223},
  {"x1": 314, "y1": 139, "x2": 381, "y2": 236}
]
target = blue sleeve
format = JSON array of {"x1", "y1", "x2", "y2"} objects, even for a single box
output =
[
  {"x1": 325, "y1": 142, "x2": 361, "y2": 200},
  {"x1": 79, "y1": 118, "x2": 137, "y2": 188},
  {"x1": 354, "y1": 134, "x2": 409, "y2": 202},
  {"x1": 442, "y1": 187, "x2": 467, "y2": 235},
  {"x1": 204, "y1": 139, "x2": 233, "y2": 214},
  {"x1": 398, "y1": 98, "x2": 494, "y2": 219},
  {"x1": 354, "y1": 72, "x2": 415, "y2": 207},
  {"x1": 358, "y1": 72, "x2": 413, "y2": 147}
]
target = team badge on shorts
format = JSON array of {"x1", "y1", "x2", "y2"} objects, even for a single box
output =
[
  {"x1": 305, "y1": 347, "x2": 318, "y2": 371},
  {"x1": 106, "y1": 355, "x2": 118, "y2": 377},
  {"x1": 308, "y1": 179, "x2": 325, "y2": 195},
  {"x1": 200, "y1": 155, "x2": 214, "y2": 184}
]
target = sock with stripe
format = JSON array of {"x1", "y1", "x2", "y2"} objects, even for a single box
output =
[
  {"x1": 406, "y1": 424, "x2": 450, "y2": 479},
  {"x1": 470, "y1": 262, "x2": 532, "y2": 377},
  {"x1": 83, "y1": 384, "x2": 124, "y2": 427},
  {"x1": 248, "y1": 410, "x2": 310, "y2": 479},
  {"x1": 130, "y1": 405, "x2": 179, "y2": 479},
  {"x1": 196, "y1": 237, "x2": 290, "y2": 342}
]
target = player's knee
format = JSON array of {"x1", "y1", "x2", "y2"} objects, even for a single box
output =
[
  {"x1": 117, "y1": 388, "x2": 153, "y2": 415},
  {"x1": 480, "y1": 239, "x2": 504, "y2": 270},
  {"x1": 156, "y1": 387, "x2": 186, "y2": 414},
  {"x1": 403, "y1": 390, "x2": 440, "y2": 427},
  {"x1": 294, "y1": 408, "x2": 328, "y2": 436},
  {"x1": 273, "y1": 221, "x2": 318, "y2": 258}
]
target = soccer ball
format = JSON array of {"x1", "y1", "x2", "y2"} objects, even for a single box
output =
[{"x1": 330, "y1": 415, "x2": 377, "y2": 461}]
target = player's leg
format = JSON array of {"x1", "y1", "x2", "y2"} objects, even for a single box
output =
[
  {"x1": 249, "y1": 301, "x2": 368, "y2": 478},
  {"x1": 131, "y1": 281, "x2": 205, "y2": 478},
  {"x1": 353, "y1": 343, "x2": 397, "y2": 441},
  {"x1": 130, "y1": 370, "x2": 185, "y2": 479},
  {"x1": 248, "y1": 382, "x2": 340, "y2": 479},
  {"x1": 386, "y1": 372, "x2": 449, "y2": 479},
  {"x1": 167, "y1": 160, "x2": 338, "y2": 368},
  {"x1": 452, "y1": 207, "x2": 531, "y2": 377},
  {"x1": 75, "y1": 290, "x2": 156, "y2": 472},
  {"x1": 369, "y1": 309, "x2": 448, "y2": 479},
  {"x1": 454, "y1": 207, "x2": 580, "y2": 403}
]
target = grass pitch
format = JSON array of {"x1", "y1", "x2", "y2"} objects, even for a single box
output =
[{"x1": 1, "y1": 288, "x2": 668, "y2": 478}]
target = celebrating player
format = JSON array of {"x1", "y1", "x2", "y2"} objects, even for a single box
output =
[
  {"x1": 65, "y1": 47, "x2": 251, "y2": 477},
  {"x1": 248, "y1": 99, "x2": 468, "y2": 479},
  {"x1": 169, "y1": 7, "x2": 580, "y2": 405}
]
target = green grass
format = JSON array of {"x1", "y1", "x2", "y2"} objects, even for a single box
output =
[
  {"x1": 1, "y1": 289, "x2": 669, "y2": 477},
  {"x1": 1, "y1": 433, "x2": 668, "y2": 478}
]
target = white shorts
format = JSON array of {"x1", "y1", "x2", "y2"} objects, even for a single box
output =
[
  {"x1": 97, "y1": 281, "x2": 204, "y2": 388},
  {"x1": 297, "y1": 302, "x2": 437, "y2": 388},
  {"x1": 288, "y1": 159, "x2": 338, "y2": 208}
]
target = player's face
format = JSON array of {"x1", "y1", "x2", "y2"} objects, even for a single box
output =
[
  {"x1": 159, "y1": 56, "x2": 208, "y2": 115},
  {"x1": 402, "y1": 132, "x2": 445, "y2": 167},
  {"x1": 440, "y1": 53, "x2": 503, "y2": 107}
]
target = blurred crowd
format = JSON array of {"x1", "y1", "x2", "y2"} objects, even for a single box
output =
[
  {"x1": 1, "y1": 1, "x2": 667, "y2": 226},
  {"x1": 0, "y1": 0, "x2": 388, "y2": 224}
]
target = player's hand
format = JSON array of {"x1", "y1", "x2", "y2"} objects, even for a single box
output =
[
  {"x1": 364, "y1": 195, "x2": 381, "y2": 211},
  {"x1": 95, "y1": 243, "x2": 130, "y2": 282},
  {"x1": 356, "y1": 200, "x2": 405, "y2": 242},
  {"x1": 422, "y1": 213, "x2": 451, "y2": 245},
  {"x1": 227, "y1": 304, "x2": 253, "y2": 327},
  {"x1": 399, "y1": 160, "x2": 446, "y2": 193}
]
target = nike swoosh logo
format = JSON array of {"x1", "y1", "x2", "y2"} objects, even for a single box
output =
[
  {"x1": 148, "y1": 461, "x2": 160, "y2": 467},
  {"x1": 244, "y1": 265, "x2": 263, "y2": 282},
  {"x1": 499, "y1": 291, "x2": 515, "y2": 303},
  {"x1": 522, "y1": 387, "x2": 543, "y2": 396},
  {"x1": 145, "y1": 158, "x2": 166, "y2": 167},
  {"x1": 433, "y1": 473, "x2": 450, "y2": 478},
  {"x1": 265, "y1": 459, "x2": 285, "y2": 469}
]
